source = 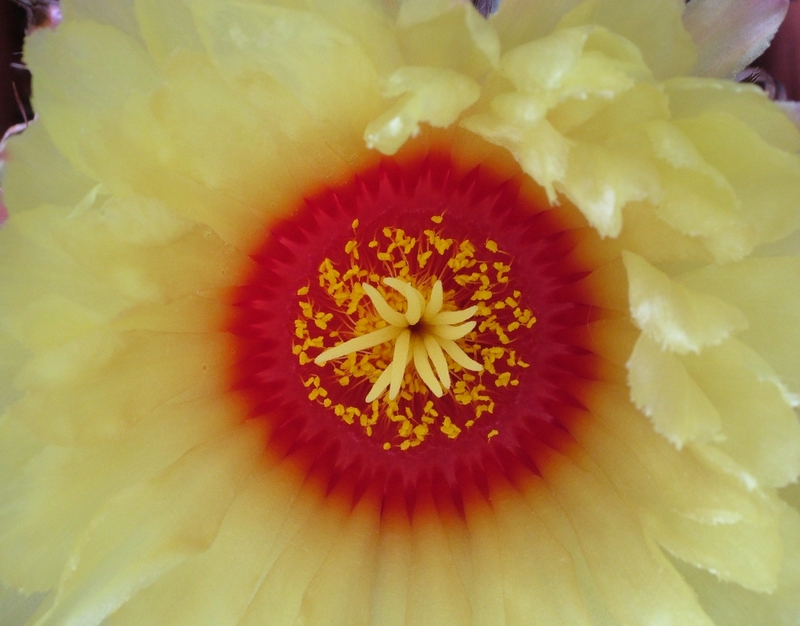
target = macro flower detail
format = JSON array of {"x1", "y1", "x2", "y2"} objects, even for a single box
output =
[{"x1": 2, "y1": 1, "x2": 800, "y2": 626}]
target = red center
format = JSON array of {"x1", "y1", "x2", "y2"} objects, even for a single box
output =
[{"x1": 228, "y1": 136, "x2": 625, "y2": 515}]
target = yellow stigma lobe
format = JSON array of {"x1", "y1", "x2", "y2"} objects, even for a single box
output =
[{"x1": 315, "y1": 277, "x2": 482, "y2": 402}]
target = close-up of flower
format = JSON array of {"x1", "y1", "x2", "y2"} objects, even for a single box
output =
[{"x1": 2, "y1": 0, "x2": 800, "y2": 624}]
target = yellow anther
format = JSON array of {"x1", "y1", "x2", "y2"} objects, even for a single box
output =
[
  {"x1": 486, "y1": 240, "x2": 499, "y2": 253},
  {"x1": 431, "y1": 215, "x2": 444, "y2": 224},
  {"x1": 487, "y1": 429, "x2": 499, "y2": 440},
  {"x1": 297, "y1": 285, "x2": 310, "y2": 296}
]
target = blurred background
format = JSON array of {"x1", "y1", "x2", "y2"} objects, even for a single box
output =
[{"x1": 1, "y1": 0, "x2": 799, "y2": 142}]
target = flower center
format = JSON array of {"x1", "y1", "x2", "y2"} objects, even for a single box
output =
[
  {"x1": 228, "y1": 136, "x2": 623, "y2": 506},
  {"x1": 293, "y1": 213, "x2": 537, "y2": 451}
]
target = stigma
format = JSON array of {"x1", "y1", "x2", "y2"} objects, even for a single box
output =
[{"x1": 315, "y1": 277, "x2": 483, "y2": 402}]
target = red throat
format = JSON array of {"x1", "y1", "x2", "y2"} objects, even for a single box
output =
[{"x1": 227, "y1": 135, "x2": 629, "y2": 518}]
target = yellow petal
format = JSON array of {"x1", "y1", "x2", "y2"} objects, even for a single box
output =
[
  {"x1": 397, "y1": 0, "x2": 500, "y2": 76},
  {"x1": 406, "y1": 492, "x2": 472, "y2": 625},
  {"x1": 10, "y1": 330, "x2": 233, "y2": 446},
  {"x1": 1, "y1": 122, "x2": 95, "y2": 213},
  {"x1": 623, "y1": 251, "x2": 749, "y2": 354},
  {"x1": 32, "y1": 422, "x2": 265, "y2": 626},
  {"x1": 293, "y1": 493, "x2": 380, "y2": 626},
  {"x1": 540, "y1": 454, "x2": 716, "y2": 625},
  {"x1": 108, "y1": 463, "x2": 305, "y2": 626},
  {"x1": 683, "y1": 339, "x2": 800, "y2": 488},
  {"x1": 370, "y1": 501, "x2": 411, "y2": 626},
  {"x1": 678, "y1": 257, "x2": 800, "y2": 396},
  {"x1": 491, "y1": 480, "x2": 595, "y2": 624},
  {"x1": 365, "y1": 67, "x2": 480, "y2": 155},
  {"x1": 627, "y1": 333, "x2": 723, "y2": 448},
  {"x1": 0, "y1": 393, "x2": 243, "y2": 593},
  {"x1": 237, "y1": 484, "x2": 351, "y2": 626}
]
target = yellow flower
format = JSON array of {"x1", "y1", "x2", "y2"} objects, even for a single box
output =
[{"x1": 2, "y1": 0, "x2": 800, "y2": 625}]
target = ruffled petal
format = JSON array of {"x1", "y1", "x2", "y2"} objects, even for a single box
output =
[
  {"x1": 365, "y1": 67, "x2": 480, "y2": 155},
  {"x1": 684, "y1": 0, "x2": 790, "y2": 78},
  {"x1": 678, "y1": 257, "x2": 800, "y2": 396},
  {"x1": 628, "y1": 333, "x2": 723, "y2": 447},
  {"x1": 579, "y1": 384, "x2": 786, "y2": 593},
  {"x1": 623, "y1": 251, "x2": 748, "y2": 354},
  {"x1": 684, "y1": 339, "x2": 800, "y2": 489}
]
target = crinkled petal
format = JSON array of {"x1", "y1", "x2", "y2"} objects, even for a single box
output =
[
  {"x1": 684, "y1": 0, "x2": 790, "y2": 78},
  {"x1": 678, "y1": 257, "x2": 800, "y2": 397},
  {"x1": 575, "y1": 386, "x2": 785, "y2": 593},
  {"x1": 683, "y1": 339, "x2": 800, "y2": 489},
  {"x1": 628, "y1": 333, "x2": 723, "y2": 448},
  {"x1": 365, "y1": 67, "x2": 480, "y2": 155},
  {"x1": 623, "y1": 251, "x2": 749, "y2": 354}
]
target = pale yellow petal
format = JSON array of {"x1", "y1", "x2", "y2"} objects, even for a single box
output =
[
  {"x1": 397, "y1": 0, "x2": 500, "y2": 76},
  {"x1": 623, "y1": 251, "x2": 749, "y2": 354},
  {"x1": 675, "y1": 112, "x2": 800, "y2": 247},
  {"x1": 237, "y1": 486, "x2": 350, "y2": 626},
  {"x1": 646, "y1": 119, "x2": 755, "y2": 263},
  {"x1": 554, "y1": 0, "x2": 695, "y2": 79},
  {"x1": 0, "y1": 393, "x2": 244, "y2": 593},
  {"x1": 673, "y1": 502, "x2": 800, "y2": 626},
  {"x1": 24, "y1": 20, "x2": 160, "y2": 179},
  {"x1": 294, "y1": 494, "x2": 380, "y2": 626},
  {"x1": 572, "y1": 390, "x2": 785, "y2": 593},
  {"x1": 365, "y1": 67, "x2": 480, "y2": 155},
  {"x1": 627, "y1": 333, "x2": 723, "y2": 447},
  {"x1": 682, "y1": 339, "x2": 800, "y2": 488},
  {"x1": 10, "y1": 330, "x2": 233, "y2": 446},
  {"x1": 105, "y1": 464, "x2": 303, "y2": 626},
  {"x1": 678, "y1": 258, "x2": 800, "y2": 396},
  {"x1": 1, "y1": 123, "x2": 95, "y2": 214},
  {"x1": 61, "y1": 0, "x2": 141, "y2": 38},
  {"x1": 540, "y1": 453, "x2": 716, "y2": 626},
  {"x1": 190, "y1": 0, "x2": 382, "y2": 144},
  {"x1": 369, "y1": 501, "x2": 411, "y2": 626},
  {"x1": 406, "y1": 492, "x2": 472, "y2": 625},
  {"x1": 665, "y1": 77, "x2": 800, "y2": 154},
  {"x1": 31, "y1": 422, "x2": 266, "y2": 626},
  {"x1": 491, "y1": 480, "x2": 595, "y2": 625},
  {"x1": 462, "y1": 492, "x2": 507, "y2": 625}
]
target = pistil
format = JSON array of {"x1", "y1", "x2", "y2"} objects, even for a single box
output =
[{"x1": 315, "y1": 278, "x2": 482, "y2": 402}]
